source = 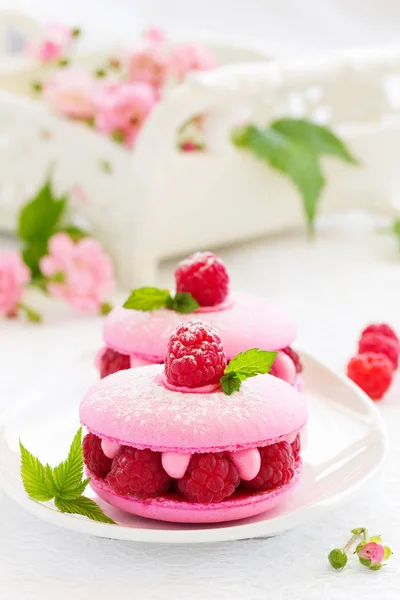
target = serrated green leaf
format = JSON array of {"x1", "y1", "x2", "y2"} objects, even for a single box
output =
[
  {"x1": 271, "y1": 119, "x2": 358, "y2": 165},
  {"x1": 225, "y1": 348, "x2": 277, "y2": 377},
  {"x1": 20, "y1": 440, "x2": 53, "y2": 502},
  {"x1": 50, "y1": 428, "x2": 84, "y2": 498},
  {"x1": 54, "y1": 496, "x2": 116, "y2": 524},
  {"x1": 383, "y1": 546, "x2": 392, "y2": 560},
  {"x1": 220, "y1": 373, "x2": 242, "y2": 395},
  {"x1": 169, "y1": 292, "x2": 199, "y2": 314},
  {"x1": 232, "y1": 125, "x2": 325, "y2": 233},
  {"x1": 123, "y1": 287, "x2": 171, "y2": 311},
  {"x1": 18, "y1": 179, "x2": 66, "y2": 243},
  {"x1": 53, "y1": 477, "x2": 91, "y2": 500}
]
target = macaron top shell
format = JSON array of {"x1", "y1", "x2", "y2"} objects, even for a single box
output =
[
  {"x1": 79, "y1": 364, "x2": 307, "y2": 453},
  {"x1": 103, "y1": 292, "x2": 297, "y2": 360}
]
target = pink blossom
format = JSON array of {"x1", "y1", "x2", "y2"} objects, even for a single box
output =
[
  {"x1": 44, "y1": 68, "x2": 97, "y2": 119},
  {"x1": 40, "y1": 233, "x2": 114, "y2": 312},
  {"x1": 170, "y1": 43, "x2": 217, "y2": 81},
  {"x1": 0, "y1": 252, "x2": 30, "y2": 315},
  {"x1": 25, "y1": 22, "x2": 73, "y2": 64},
  {"x1": 125, "y1": 40, "x2": 170, "y2": 88},
  {"x1": 95, "y1": 81, "x2": 156, "y2": 147},
  {"x1": 358, "y1": 542, "x2": 385, "y2": 566}
]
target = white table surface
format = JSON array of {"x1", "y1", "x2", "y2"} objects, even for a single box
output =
[{"x1": 1, "y1": 216, "x2": 400, "y2": 599}]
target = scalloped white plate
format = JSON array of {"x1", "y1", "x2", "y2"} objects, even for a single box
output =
[{"x1": 0, "y1": 351, "x2": 387, "y2": 544}]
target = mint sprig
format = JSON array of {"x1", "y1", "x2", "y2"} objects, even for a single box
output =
[
  {"x1": 232, "y1": 119, "x2": 358, "y2": 234},
  {"x1": 20, "y1": 428, "x2": 115, "y2": 525},
  {"x1": 123, "y1": 287, "x2": 199, "y2": 314},
  {"x1": 221, "y1": 348, "x2": 277, "y2": 395}
]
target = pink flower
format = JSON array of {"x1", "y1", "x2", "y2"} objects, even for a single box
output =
[
  {"x1": 0, "y1": 252, "x2": 30, "y2": 315},
  {"x1": 95, "y1": 81, "x2": 156, "y2": 147},
  {"x1": 358, "y1": 542, "x2": 385, "y2": 567},
  {"x1": 25, "y1": 22, "x2": 73, "y2": 64},
  {"x1": 170, "y1": 43, "x2": 217, "y2": 81},
  {"x1": 124, "y1": 40, "x2": 170, "y2": 88},
  {"x1": 44, "y1": 68, "x2": 97, "y2": 119},
  {"x1": 40, "y1": 233, "x2": 114, "y2": 312}
]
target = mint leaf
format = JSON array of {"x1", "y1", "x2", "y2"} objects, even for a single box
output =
[
  {"x1": 54, "y1": 496, "x2": 116, "y2": 524},
  {"x1": 168, "y1": 292, "x2": 199, "y2": 314},
  {"x1": 48, "y1": 428, "x2": 85, "y2": 499},
  {"x1": 18, "y1": 179, "x2": 66, "y2": 243},
  {"x1": 225, "y1": 348, "x2": 277, "y2": 378},
  {"x1": 232, "y1": 125, "x2": 324, "y2": 233},
  {"x1": 271, "y1": 119, "x2": 358, "y2": 165},
  {"x1": 221, "y1": 348, "x2": 277, "y2": 395},
  {"x1": 123, "y1": 287, "x2": 171, "y2": 311},
  {"x1": 20, "y1": 440, "x2": 53, "y2": 502},
  {"x1": 220, "y1": 373, "x2": 242, "y2": 395}
]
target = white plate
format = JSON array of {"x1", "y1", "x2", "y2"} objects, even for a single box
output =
[{"x1": 0, "y1": 351, "x2": 387, "y2": 544}]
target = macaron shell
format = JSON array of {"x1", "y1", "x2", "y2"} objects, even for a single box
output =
[
  {"x1": 103, "y1": 291, "x2": 296, "y2": 360},
  {"x1": 89, "y1": 463, "x2": 302, "y2": 524},
  {"x1": 80, "y1": 365, "x2": 307, "y2": 453}
]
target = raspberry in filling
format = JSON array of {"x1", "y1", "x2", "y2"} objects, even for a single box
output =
[
  {"x1": 100, "y1": 348, "x2": 131, "y2": 378},
  {"x1": 177, "y1": 453, "x2": 240, "y2": 504},
  {"x1": 83, "y1": 433, "x2": 113, "y2": 478}
]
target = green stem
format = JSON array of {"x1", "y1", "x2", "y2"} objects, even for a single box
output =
[{"x1": 19, "y1": 303, "x2": 42, "y2": 323}]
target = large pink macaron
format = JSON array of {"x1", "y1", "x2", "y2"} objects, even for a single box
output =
[{"x1": 80, "y1": 364, "x2": 307, "y2": 524}]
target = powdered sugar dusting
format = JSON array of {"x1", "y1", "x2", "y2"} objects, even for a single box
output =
[{"x1": 80, "y1": 365, "x2": 307, "y2": 452}]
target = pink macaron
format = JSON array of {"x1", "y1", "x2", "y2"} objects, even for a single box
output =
[
  {"x1": 98, "y1": 252, "x2": 303, "y2": 388},
  {"x1": 82, "y1": 321, "x2": 307, "y2": 524}
]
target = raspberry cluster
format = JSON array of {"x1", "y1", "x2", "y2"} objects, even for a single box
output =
[
  {"x1": 82, "y1": 433, "x2": 300, "y2": 503},
  {"x1": 347, "y1": 323, "x2": 399, "y2": 400}
]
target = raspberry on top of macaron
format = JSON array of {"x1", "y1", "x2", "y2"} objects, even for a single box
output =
[
  {"x1": 81, "y1": 321, "x2": 307, "y2": 523},
  {"x1": 175, "y1": 251, "x2": 229, "y2": 307}
]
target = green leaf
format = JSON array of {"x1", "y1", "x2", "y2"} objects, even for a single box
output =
[
  {"x1": 232, "y1": 125, "x2": 325, "y2": 233},
  {"x1": 100, "y1": 301, "x2": 113, "y2": 315},
  {"x1": 54, "y1": 496, "x2": 116, "y2": 524},
  {"x1": 225, "y1": 348, "x2": 277, "y2": 378},
  {"x1": 20, "y1": 440, "x2": 53, "y2": 502},
  {"x1": 271, "y1": 119, "x2": 358, "y2": 165},
  {"x1": 22, "y1": 240, "x2": 48, "y2": 278},
  {"x1": 18, "y1": 179, "x2": 66, "y2": 243},
  {"x1": 220, "y1": 373, "x2": 242, "y2": 395},
  {"x1": 123, "y1": 287, "x2": 172, "y2": 311},
  {"x1": 351, "y1": 527, "x2": 367, "y2": 536},
  {"x1": 49, "y1": 428, "x2": 85, "y2": 499},
  {"x1": 383, "y1": 546, "x2": 392, "y2": 560},
  {"x1": 369, "y1": 564, "x2": 383, "y2": 571},
  {"x1": 168, "y1": 292, "x2": 199, "y2": 314},
  {"x1": 58, "y1": 225, "x2": 88, "y2": 242}
]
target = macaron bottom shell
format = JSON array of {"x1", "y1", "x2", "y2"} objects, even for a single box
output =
[{"x1": 88, "y1": 463, "x2": 302, "y2": 524}]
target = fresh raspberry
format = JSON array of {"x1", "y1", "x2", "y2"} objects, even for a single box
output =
[
  {"x1": 107, "y1": 447, "x2": 170, "y2": 498},
  {"x1": 164, "y1": 321, "x2": 227, "y2": 387},
  {"x1": 291, "y1": 434, "x2": 301, "y2": 462},
  {"x1": 100, "y1": 347, "x2": 131, "y2": 379},
  {"x1": 358, "y1": 332, "x2": 399, "y2": 369},
  {"x1": 282, "y1": 347, "x2": 303, "y2": 374},
  {"x1": 82, "y1": 433, "x2": 113, "y2": 478},
  {"x1": 244, "y1": 442, "x2": 295, "y2": 492},
  {"x1": 347, "y1": 353, "x2": 393, "y2": 400},
  {"x1": 175, "y1": 251, "x2": 229, "y2": 306},
  {"x1": 177, "y1": 453, "x2": 240, "y2": 503},
  {"x1": 361, "y1": 323, "x2": 398, "y2": 344}
]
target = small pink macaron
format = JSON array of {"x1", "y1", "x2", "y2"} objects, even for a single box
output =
[
  {"x1": 81, "y1": 321, "x2": 307, "y2": 524},
  {"x1": 98, "y1": 252, "x2": 303, "y2": 388}
]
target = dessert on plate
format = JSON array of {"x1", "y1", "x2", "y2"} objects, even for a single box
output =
[
  {"x1": 97, "y1": 251, "x2": 303, "y2": 389},
  {"x1": 82, "y1": 321, "x2": 308, "y2": 523}
]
